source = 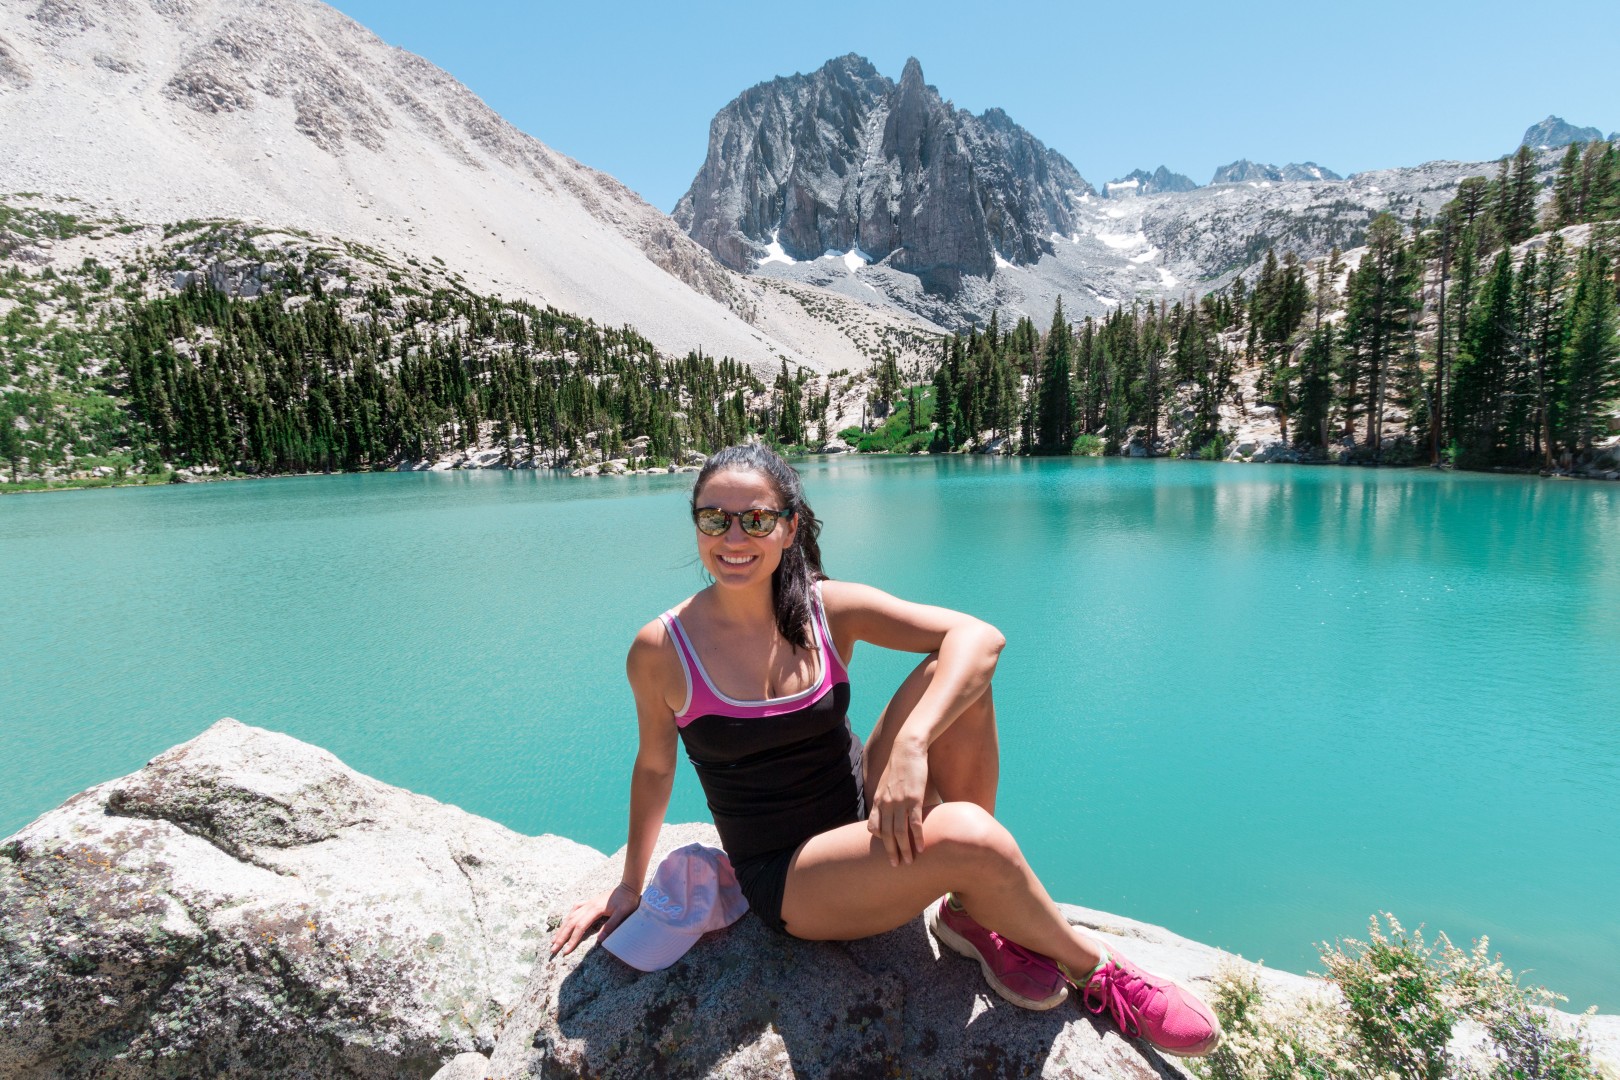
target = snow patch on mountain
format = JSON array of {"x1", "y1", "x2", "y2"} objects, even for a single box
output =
[{"x1": 759, "y1": 229, "x2": 796, "y2": 266}]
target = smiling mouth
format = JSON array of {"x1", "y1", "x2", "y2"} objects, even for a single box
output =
[{"x1": 718, "y1": 555, "x2": 757, "y2": 566}]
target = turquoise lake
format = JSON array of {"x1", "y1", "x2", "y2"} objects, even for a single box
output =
[{"x1": 4, "y1": 457, "x2": 1618, "y2": 1009}]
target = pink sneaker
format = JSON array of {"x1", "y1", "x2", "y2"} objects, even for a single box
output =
[
  {"x1": 927, "y1": 897, "x2": 1069, "y2": 1010},
  {"x1": 1075, "y1": 951, "x2": 1223, "y2": 1057}
]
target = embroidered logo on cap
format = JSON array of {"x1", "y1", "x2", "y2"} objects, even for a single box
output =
[{"x1": 641, "y1": 886, "x2": 684, "y2": 919}]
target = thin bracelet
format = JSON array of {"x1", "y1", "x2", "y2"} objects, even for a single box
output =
[{"x1": 614, "y1": 880, "x2": 640, "y2": 896}]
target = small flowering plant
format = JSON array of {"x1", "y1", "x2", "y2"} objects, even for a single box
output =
[{"x1": 1194, "y1": 914, "x2": 1601, "y2": 1080}]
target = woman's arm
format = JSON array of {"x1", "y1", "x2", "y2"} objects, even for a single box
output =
[
  {"x1": 549, "y1": 620, "x2": 681, "y2": 958},
  {"x1": 618, "y1": 624, "x2": 681, "y2": 890},
  {"x1": 823, "y1": 579, "x2": 1006, "y2": 866},
  {"x1": 825, "y1": 577, "x2": 1006, "y2": 747}
]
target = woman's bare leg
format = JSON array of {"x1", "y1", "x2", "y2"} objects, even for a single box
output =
[
  {"x1": 864, "y1": 652, "x2": 1000, "y2": 813},
  {"x1": 779, "y1": 803, "x2": 1103, "y2": 975}
]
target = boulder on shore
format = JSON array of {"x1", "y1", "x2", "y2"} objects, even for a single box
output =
[
  {"x1": 5, "y1": 722, "x2": 1616, "y2": 1079},
  {"x1": 0, "y1": 719, "x2": 600, "y2": 1078}
]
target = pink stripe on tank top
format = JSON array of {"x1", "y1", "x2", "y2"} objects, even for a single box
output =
[{"x1": 661, "y1": 582, "x2": 848, "y2": 726}]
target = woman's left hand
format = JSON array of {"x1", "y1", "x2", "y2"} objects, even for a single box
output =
[{"x1": 868, "y1": 740, "x2": 929, "y2": 867}]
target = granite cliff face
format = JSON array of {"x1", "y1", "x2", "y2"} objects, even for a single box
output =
[{"x1": 674, "y1": 55, "x2": 1093, "y2": 294}]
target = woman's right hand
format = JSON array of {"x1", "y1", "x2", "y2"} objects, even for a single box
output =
[{"x1": 549, "y1": 882, "x2": 641, "y2": 959}]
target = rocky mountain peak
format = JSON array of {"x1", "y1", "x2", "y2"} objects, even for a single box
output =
[
  {"x1": 1279, "y1": 162, "x2": 1341, "y2": 182},
  {"x1": 674, "y1": 54, "x2": 1093, "y2": 294},
  {"x1": 1104, "y1": 165, "x2": 1200, "y2": 198},
  {"x1": 1521, "y1": 115, "x2": 1607, "y2": 149},
  {"x1": 1211, "y1": 159, "x2": 1341, "y2": 185}
]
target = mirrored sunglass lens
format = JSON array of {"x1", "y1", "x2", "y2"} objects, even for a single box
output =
[
  {"x1": 696, "y1": 509, "x2": 728, "y2": 534},
  {"x1": 742, "y1": 509, "x2": 774, "y2": 535}
]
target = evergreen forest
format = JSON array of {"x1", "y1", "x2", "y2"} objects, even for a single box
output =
[
  {"x1": 915, "y1": 141, "x2": 1620, "y2": 470},
  {"x1": 2, "y1": 138, "x2": 1618, "y2": 491}
]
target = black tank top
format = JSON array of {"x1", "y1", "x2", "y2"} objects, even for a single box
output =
[{"x1": 659, "y1": 586, "x2": 865, "y2": 863}]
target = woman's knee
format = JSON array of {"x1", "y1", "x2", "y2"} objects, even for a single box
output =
[{"x1": 926, "y1": 802, "x2": 1023, "y2": 876}]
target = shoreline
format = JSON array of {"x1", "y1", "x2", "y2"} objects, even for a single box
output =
[{"x1": 8, "y1": 451, "x2": 1619, "y2": 496}]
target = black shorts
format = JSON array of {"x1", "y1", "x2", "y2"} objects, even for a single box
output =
[{"x1": 732, "y1": 844, "x2": 801, "y2": 936}]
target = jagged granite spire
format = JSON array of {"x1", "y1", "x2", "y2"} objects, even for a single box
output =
[{"x1": 674, "y1": 55, "x2": 1093, "y2": 294}]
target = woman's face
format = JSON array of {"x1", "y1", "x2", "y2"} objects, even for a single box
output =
[{"x1": 693, "y1": 467, "x2": 798, "y2": 589}]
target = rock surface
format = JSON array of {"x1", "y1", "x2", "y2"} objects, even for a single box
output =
[
  {"x1": 1521, "y1": 115, "x2": 1607, "y2": 149},
  {"x1": 483, "y1": 823, "x2": 1211, "y2": 1080},
  {"x1": 6, "y1": 723, "x2": 1616, "y2": 1079},
  {"x1": 675, "y1": 54, "x2": 1544, "y2": 332},
  {"x1": 674, "y1": 54, "x2": 1092, "y2": 291},
  {"x1": 1104, "y1": 167, "x2": 1201, "y2": 199},
  {"x1": 0, "y1": 719, "x2": 601, "y2": 1078}
]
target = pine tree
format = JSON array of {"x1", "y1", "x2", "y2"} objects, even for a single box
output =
[
  {"x1": 931, "y1": 349, "x2": 955, "y2": 451},
  {"x1": 1450, "y1": 176, "x2": 1494, "y2": 241},
  {"x1": 1500, "y1": 145, "x2": 1539, "y2": 245},
  {"x1": 1295, "y1": 326, "x2": 1336, "y2": 450},
  {"x1": 0, "y1": 403, "x2": 22, "y2": 480},
  {"x1": 1550, "y1": 143, "x2": 1582, "y2": 229},
  {"x1": 1452, "y1": 248, "x2": 1518, "y2": 463},
  {"x1": 1313, "y1": 248, "x2": 1341, "y2": 331},
  {"x1": 870, "y1": 351, "x2": 901, "y2": 419},
  {"x1": 1529, "y1": 233, "x2": 1571, "y2": 464},
  {"x1": 1036, "y1": 298, "x2": 1074, "y2": 454},
  {"x1": 1341, "y1": 214, "x2": 1418, "y2": 453},
  {"x1": 1557, "y1": 243, "x2": 1620, "y2": 456},
  {"x1": 1577, "y1": 141, "x2": 1615, "y2": 222}
]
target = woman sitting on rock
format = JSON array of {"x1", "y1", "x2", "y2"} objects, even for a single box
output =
[{"x1": 549, "y1": 443, "x2": 1221, "y2": 1058}]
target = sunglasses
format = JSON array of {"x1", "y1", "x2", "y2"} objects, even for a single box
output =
[{"x1": 693, "y1": 506, "x2": 794, "y2": 538}]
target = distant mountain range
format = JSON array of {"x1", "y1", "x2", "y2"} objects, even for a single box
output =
[
  {"x1": 676, "y1": 54, "x2": 1581, "y2": 328},
  {"x1": 3, "y1": 5, "x2": 1612, "y2": 350},
  {"x1": 1208, "y1": 160, "x2": 1343, "y2": 184},
  {"x1": 1101, "y1": 161, "x2": 1342, "y2": 199},
  {"x1": 1102, "y1": 167, "x2": 1199, "y2": 198}
]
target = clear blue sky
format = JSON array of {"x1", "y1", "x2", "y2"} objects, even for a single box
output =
[{"x1": 326, "y1": 0, "x2": 1618, "y2": 214}]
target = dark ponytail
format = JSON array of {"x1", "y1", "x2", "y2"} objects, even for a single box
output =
[{"x1": 691, "y1": 443, "x2": 826, "y2": 651}]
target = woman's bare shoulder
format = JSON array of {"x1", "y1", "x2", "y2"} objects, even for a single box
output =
[{"x1": 627, "y1": 602, "x2": 691, "y2": 700}]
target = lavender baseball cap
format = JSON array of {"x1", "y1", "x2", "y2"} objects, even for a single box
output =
[{"x1": 601, "y1": 843, "x2": 750, "y2": 972}]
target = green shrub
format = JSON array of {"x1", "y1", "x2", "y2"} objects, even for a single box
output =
[
  {"x1": 1072, "y1": 434, "x2": 1105, "y2": 457},
  {"x1": 1193, "y1": 914, "x2": 1600, "y2": 1080},
  {"x1": 1198, "y1": 964, "x2": 1348, "y2": 1080},
  {"x1": 1323, "y1": 915, "x2": 1458, "y2": 1079}
]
